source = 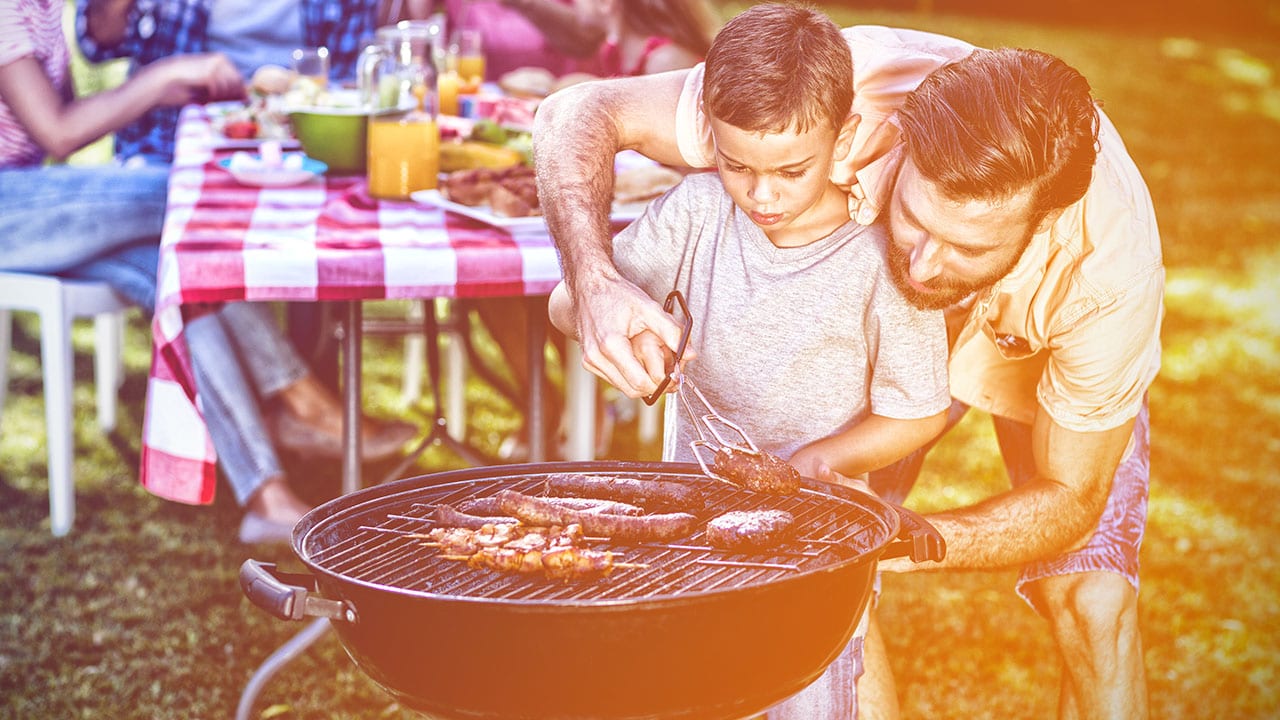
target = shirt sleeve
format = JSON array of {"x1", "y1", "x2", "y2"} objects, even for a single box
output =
[
  {"x1": 866, "y1": 263, "x2": 953, "y2": 419},
  {"x1": 612, "y1": 174, "x2": 702, "y2": 300},
  {"x1": 1038, "y1": 268, "x2": 1164, "y2": 432},
  {"x1": 0, "y1": 0, "x2": 36, "y2": 67}
]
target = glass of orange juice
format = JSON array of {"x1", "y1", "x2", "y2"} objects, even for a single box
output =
[
  {"x1": 450, "y1": 29, "x2": 485, "y2": 94},
  {"x1": 437, "y1": 69, "x2": 461, "y2": 116},
  {"x1": 367, "y1": 83, "x2": 440, "y2": 199}
]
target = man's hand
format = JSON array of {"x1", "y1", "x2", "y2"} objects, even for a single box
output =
[{"x1": 574, "y1": 275, "x2": 685, "y2": 397}]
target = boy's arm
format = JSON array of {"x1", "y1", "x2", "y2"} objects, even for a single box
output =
[{"x1": 789, "y1": 411, "x2": 947, "y2": 482}]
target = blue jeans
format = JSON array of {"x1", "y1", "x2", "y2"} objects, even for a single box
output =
[
  {"x1": 869, "y1": 399, "x2": 1151, "y2": 613},
  {"x1": 1, "y1": 162, "x2": 309, "y2": 508},
  {"x1": 186, "y1": 302, "x2": 308, "y2": 505},
  {"x1": 0, "y1": 164, "x2": 169, "y2": 273}
]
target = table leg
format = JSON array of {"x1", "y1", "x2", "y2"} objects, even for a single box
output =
[
  {"x1": 525, "y1": 296, "x2": 546, "y2": 463},
  {"x1": 342, "y1": 300, "x2": 363, "y2": 495}
]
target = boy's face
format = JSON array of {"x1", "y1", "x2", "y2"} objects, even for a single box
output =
[{"x1": 708, "y1": 117, "x2": 850, "y2": 245}]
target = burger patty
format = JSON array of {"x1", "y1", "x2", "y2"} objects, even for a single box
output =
[{"x1": 704, "y1": 509, "x2": 795, "y2": 551}]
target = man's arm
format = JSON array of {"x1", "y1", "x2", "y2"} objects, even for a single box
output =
[
  {"x1": 533, "y1": 71, "x2": 692, "y2": 397},
  {"x1": 502, "y1": 0, "x2": 608, "y2": 59},
  {"x1": 880, "y1": 409, "x2": 1135, "y2": 573}
]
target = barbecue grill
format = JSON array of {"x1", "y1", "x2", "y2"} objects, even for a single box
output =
[{"x1": 242, "y1": 461, "x2": 943, "y2": 720}]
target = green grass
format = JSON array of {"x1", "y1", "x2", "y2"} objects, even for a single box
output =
[{"x1": 4, "y1": 6, "x2": 1279, "y2": 719}]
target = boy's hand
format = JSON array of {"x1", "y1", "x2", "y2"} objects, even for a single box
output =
[
  {"x1": 575, "y1": 276, "x2": 686, "y2": 398},
  {"x1": 148, "y1": 53, "x2": 245, "y2": 106}
]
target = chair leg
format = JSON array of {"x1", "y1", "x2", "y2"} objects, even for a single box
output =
[
  {"x1": 401, "y1": 300, "x2": 425, "y2": 404},
  {"x1": 562, "y1": 341, "x2": 597, "y2": 461},
  {"x1": 439, "y1": 299, "x2": 468, "y2": 440},
  {"x1": 94, "y1": 312, "x2": 123, "y2": 432},
  {"x1": 0, "y1": 309, "x2": 11, "y2": 432},
  {"x1": 40, "y1": 298, "x2": 76, "y2": 537}
]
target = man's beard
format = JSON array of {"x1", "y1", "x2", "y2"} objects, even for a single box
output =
[{"x1": 884, "y1": 225, "x2": 1029, "y2": 310}]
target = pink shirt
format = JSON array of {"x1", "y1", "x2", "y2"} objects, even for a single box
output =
[
  {"x1": 445, "y1": 0, "x2": 579, "y2": 80},
  {"x1": 675, "y1": 26, "x2": 1164, "y2": 433},
  {"x1": 0, "y1": 0, "x2": 69, "y2": 167}
]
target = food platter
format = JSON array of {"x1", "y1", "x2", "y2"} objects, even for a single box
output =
[
  {"x1": 410, "y1": 189, "x2": 650, "y2": 233},
  {"x1": 206, "y1": 101, "x2": 300, "y2": 150}
]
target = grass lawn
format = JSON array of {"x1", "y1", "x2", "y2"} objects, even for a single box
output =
[{"x1": 3, "y1": 5, "x2": 1278, "y2": 719}]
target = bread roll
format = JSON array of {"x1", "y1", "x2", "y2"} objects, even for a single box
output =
[
  {"x1": 613, "y1": 165, "x2": 684, "y2": 204},
  {"x1": 251, "y1": 64, "x2": 293, "y2": 96},
  {"x1": 499, "y1": 67, "x2": 555, "y2": 98}
]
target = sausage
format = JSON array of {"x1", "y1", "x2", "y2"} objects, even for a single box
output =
[
  {"x1": 704, "y1": 509, "x2": 796, "y2": 551},
  {"x1": 460, "y1": 494, "x2": 643, "y2": 517},
  {"x1": 496, "y1": 490, "x2": 699, "y2": 542},
  {"x1": 544, "y1": 473, "x2": 704, "y2": 513},
  {"x1": 710, "y1": 448, "x2": 801, "y2": 495}
]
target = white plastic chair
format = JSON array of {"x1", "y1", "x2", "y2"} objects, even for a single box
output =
[{"x1": 0, "y1": 270, "x2": 130, "y2": 537}]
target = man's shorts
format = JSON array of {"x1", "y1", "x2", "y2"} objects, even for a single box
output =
[{"x1": 870, "y1": 399, "x2": 1150, "y2": 616}]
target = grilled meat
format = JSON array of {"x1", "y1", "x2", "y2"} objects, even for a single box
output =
[
  {"x1": 705, "y1": 510, "x2": 796, "y2": 551},
  {"x1": 497, "y1": 489, "x2": 699, "y2": 542},
  {"x1": 544, "y1": 473, "x2": 705, "y2": 512},
  {"x1": 710, "y1": 448, "x2": 802, "y2": 495}
]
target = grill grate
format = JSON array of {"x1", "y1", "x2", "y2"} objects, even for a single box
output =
[{"x1": 303, "y1": 471, "x2": 889, "y2": 603}]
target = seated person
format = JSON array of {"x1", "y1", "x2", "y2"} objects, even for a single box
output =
[
  {"x1": 0, "y1": 0, "x2": 412, "y2": 543},
  {"x1": 548, "y1": 6, "x2": 949, "y2": 716}
]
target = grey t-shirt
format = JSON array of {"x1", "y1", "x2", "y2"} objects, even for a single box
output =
[{"x1": 613, "y1": 171, "x2": 951, "y2": 463}]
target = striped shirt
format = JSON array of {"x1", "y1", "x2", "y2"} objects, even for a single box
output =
[
  {"x1": 74, "y1": 0, "x2": 380, "y2": 162},
  {"x1": 0, "y1": 0, "x2": 69, "y2": 167}
]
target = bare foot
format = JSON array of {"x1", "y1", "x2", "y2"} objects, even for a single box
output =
[
  {"x1": 246, "y1": 477, "x2": 311, "y2": 525},
  {"x1": 277, "y1": 373, "x2": 409, "y2": 445}
]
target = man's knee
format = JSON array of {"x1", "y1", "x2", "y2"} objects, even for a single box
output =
[{"x1": 1032, "y1": 572, "x2": 1138, "y2": 655}]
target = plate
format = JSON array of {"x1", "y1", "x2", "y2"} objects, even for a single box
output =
[
  {"x1": 410, "y1": 189, "x2": 648, "y2": 232},
  {"x1": 217, "y1": 155, "x2": 328, "y2": 187}
]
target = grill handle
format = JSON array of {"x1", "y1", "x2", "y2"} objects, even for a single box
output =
[
  {"x1": 879, "y1": 504, "x2": 946, "y2": 563},
  {"x1": 240, "y1": 560, "x2": 358, "y2": 624}
]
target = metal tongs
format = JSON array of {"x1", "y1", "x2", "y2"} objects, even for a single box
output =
[{"x1": 642, "y1": 291, "x2": 763, "y2": 483}]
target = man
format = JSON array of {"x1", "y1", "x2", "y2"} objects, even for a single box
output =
[{"x1": 532, "y1": 15, "x2": 1163, "y2": 720}]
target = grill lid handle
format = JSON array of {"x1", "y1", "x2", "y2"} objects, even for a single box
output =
[
  {"x1": 240, "y1": 560, "x2": 357, "y2": 623},
  {"x1": 879, "y1": 503, "x2": 946, "y2": 563}
]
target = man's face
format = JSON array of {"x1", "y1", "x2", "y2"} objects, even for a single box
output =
[
  {"x1": 708, "y1": 117, "x2": 848, "y2": 246},
  {"x1": 886, "y1": 157, "x2": 1040, "y2": 309}
]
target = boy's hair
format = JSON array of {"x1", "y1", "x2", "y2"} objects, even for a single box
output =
[
  {"x1": 897, "y1": 47, "x2": 1101, "y2": 222},
  {"x1": 702, "y1": 3, "x2": 852, "y2": 135}
]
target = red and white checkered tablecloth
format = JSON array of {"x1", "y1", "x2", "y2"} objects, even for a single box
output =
[{"x1": 142, "y1": 104, "x2": 565, "y2": 504}]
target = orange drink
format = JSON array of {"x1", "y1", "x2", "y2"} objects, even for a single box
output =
[
  {"x1": 456, "y1": 55, "x2": 485, "y2": 93},
  {"x1": 367, "y1": 111, "x2": 440, "y2": 199},
  {"x1": 437, "y1": 70, "x2": 461, "y2": 115}
]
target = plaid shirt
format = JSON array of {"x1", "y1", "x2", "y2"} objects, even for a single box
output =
[{"x1": 75, "y1": 0, "x2": 379, "y2": 162}]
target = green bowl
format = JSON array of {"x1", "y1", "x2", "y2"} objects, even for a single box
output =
[{"x1": 288, "y1": 107, "x2": 374, "y2": 175}]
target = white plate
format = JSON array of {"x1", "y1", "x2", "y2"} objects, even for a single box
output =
[
  {"x1": 217, "y1": 155, "x2": 328, "y2": 187},
  {"x1": 410, "y1": 189, "x2": 648, "y2": 232}
]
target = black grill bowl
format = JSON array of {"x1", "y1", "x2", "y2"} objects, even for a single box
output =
[{"x1": 243, "y1": 461, "x2": 941, "y2": 720}]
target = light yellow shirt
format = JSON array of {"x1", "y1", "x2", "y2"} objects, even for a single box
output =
[{"x1": 674, "y1": 26, "x2": 1164, "y2": 432}]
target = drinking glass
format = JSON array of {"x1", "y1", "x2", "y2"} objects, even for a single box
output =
[
  {"x1": 290, "y1": 46, "x2": 330, "y2": 92},
  {"x1": 449, "y1": 29, "x2": 485, "y2": 94}
]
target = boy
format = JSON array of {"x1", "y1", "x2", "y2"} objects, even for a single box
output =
[{"x1": 548, "y1": 4, "x2": 950, "y2": 717}]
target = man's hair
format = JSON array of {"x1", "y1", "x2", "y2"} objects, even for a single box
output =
[
  {"x1": 897, "y1": 47, "x2": 1101, "y2": 221},
  {"x1": 702, "y1": 3, "x2": 852, "y2": 134}
]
